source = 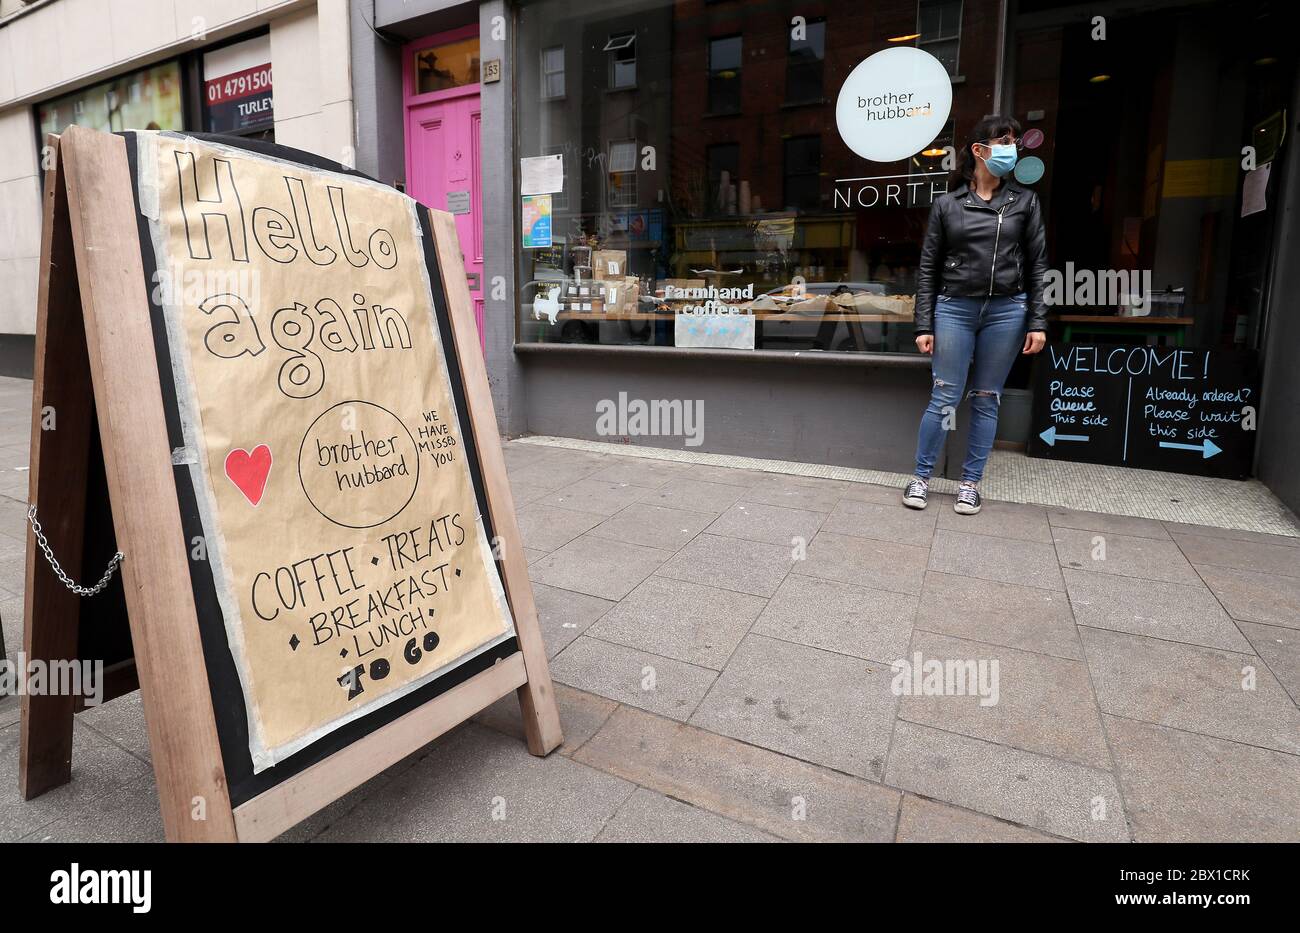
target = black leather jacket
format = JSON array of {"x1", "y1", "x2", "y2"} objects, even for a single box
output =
[{"x1": 914, "y1": 180, "x2": 1049, "y2": 334}]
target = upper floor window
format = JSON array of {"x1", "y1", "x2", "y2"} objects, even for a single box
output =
[
  {"x1": 708, "y1": 35, "x2": 743, "y2": 114},
  {"x1": 543, "y1": 143, "x2": 570, "y2": 210},
  {"x1": 604, "y1": 32, "x2": 637, "y2": 89},
  {"x1": 608, "y1": 139, "x2": 639, "y2": 207},
  {"x1": 786, "y1": 18, "x2": 826, "y2": 104},
  {"x1": 918, "y1": 0, "x2": 963, "y2": 76},
  {"x1": 706, "y1": 142, "x2": 740, "y2": 213},
  {"x1": 784, "y1": 135, "x2": 822, "y2": 210},
  {"x1": 541, "y1": 46, "x2": 565, "y2": 99}
]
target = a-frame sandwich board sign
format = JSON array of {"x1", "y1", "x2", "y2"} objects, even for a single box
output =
[{"x1": 20, "y1": 125, "x2": 561, "y2": 841}]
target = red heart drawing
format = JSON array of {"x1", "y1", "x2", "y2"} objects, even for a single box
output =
[{"x1": 225, "y1": 445, "x2": 273, "y2": 507}]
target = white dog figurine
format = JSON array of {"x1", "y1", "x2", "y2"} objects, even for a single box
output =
[{"x1": 533, "y1": 285, "x2": 562, "y2": 325}]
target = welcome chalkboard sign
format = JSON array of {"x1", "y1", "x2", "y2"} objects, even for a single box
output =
[
  {"x1": 1027, "y1": 342, "x2": 1259, "y2": 479},
  {"x1": 20, "y1": 126, "x2": 561, "y2": 841}
]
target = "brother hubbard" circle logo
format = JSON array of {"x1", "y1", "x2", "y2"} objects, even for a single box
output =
[{"x1": 835, "y1": 47, "x2": 953, "y2": 163}]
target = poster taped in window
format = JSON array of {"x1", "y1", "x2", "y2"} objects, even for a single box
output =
[
  {"x1": 520, "y1": 154, "x2": 564, "y2": 195},
  {"x1": 522, "y1": 195, "x2": 553, "y2": 248}
]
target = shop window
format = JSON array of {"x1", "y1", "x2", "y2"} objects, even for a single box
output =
[
  {"x1": 1007, "y1": 0, "x2": 1296, "y2": 357},
  {"x1": 708, "y1": 35, "x2": 743, "y2": 115},
  {"x1": 414, "y1": 36, "x2": 481, "y2": 94},
  {"x1": 514, "y1": 0, "x2": 1294, "y2": 363},
  {"x1": 784, "y1": 136, "x2": 821, "y2": 211},
  {"x1": 201, "y1": 34, "x2": 274, "y2": 139},
  {"x1": 918, "y1": 0, "x2": 962, "y2": 77},
  {"x1": 38, "y1": 60, "x2": 185, "y2": 139},
  {"x1": 608, "y1": 139, "x2": 639, "y2": 208},
  {"x1": 604, "y1": 32, "x2": 637, "y2": 89},
  {"x1": 514, "y1": 0, "x2": 1006, "y2": 354},
  {"x1": 541, "y1": 46, "x2": 565, "y2": 99},
  {"x1": 785, "y1": 18, "x2": 825, "y2": 105}
]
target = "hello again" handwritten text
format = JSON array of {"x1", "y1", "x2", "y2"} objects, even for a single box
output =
[{"x1": 171, "y1": 149, "x2": 415, "y2": 398}]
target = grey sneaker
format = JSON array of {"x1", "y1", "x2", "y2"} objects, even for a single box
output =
[
  {"x1": 954, "y1": 483, "x2": 982, "y2": 515},
  {"x1": 902, "y1": 477, "x2": 929, "y2": 510}
]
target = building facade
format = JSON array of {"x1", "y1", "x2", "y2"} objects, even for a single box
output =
[
  {"x1": 3, "y1": 0, "x2": 1299, "y2": 514},
  {"x1": 354, "y1": 0, "x2": 1300, "y2": 512},
  {"x1": 0, "y1": 0, "x2": 354, "y2": 371}
]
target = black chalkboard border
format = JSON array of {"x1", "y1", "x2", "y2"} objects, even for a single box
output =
[{"x1": 122, "y1": 130, "x2": 518, "y2": 808}]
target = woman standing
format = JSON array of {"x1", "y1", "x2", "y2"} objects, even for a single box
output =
[{"x1": 903, "y1": 115, "x2": 1049, "y2": 515}]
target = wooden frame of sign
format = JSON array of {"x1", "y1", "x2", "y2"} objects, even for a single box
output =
[{"x1": 19, "y1": 126, "x2": 562, "y2": 842}]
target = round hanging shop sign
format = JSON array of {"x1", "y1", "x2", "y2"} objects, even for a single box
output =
[{"x1": 835, "y1": 47, "x2": 953, "y2": 163}]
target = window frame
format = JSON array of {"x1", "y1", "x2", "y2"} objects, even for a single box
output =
[
  {"x1": 782, "y1": 134, "x2": 822, "y2": 211},
  {"x1": 707, "y1": 34, "x2": 744, "y2": 115},
  {"x1": 605, "y1": 31, "x2": 637, "y2": 90},
  {"x1": 607, "y1": 138, "x2": 639, "y2": 208},
  {"x1": 705, "y1": 141, "x2": 740, "y2": 214},
  {"x1": 784, "y1": 17, "x2": 826, "y2": 105},
  {"x1": 540, "y1": 44, "x2": 565, "y2": 100},
  {"x1": 917, "y1": 0, "x2": 964, "y2": 77}
]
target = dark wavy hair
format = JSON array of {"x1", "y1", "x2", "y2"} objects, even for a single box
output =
[{"x1": 955, "y1": 114, "x2": 1023, "y2": 184}]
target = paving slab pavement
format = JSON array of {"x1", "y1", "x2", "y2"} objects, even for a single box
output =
[{"x1": 0, "y1": 370, "x2": 1297, "y2": 842}]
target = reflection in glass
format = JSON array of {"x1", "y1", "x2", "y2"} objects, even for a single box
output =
[
  {"x1": 605, "y1": 31, "x2": 637, "y2": 89},
  {"x1": 414, "y1": 37, "x2": 481, "y2": 94},
  {"x1": 38, "y1": 61, "x2": 184, "y2": 138},
  {"x1": 918, "y1": 0, "x2": 963, "y2": 76},
  {"x1": 708, "y1": 35, "x2": 743, "y2": 114},
  {"x1": 513, "y1": 0, "x2": 999, "y2": 353},
  {"x1": 786, "y1": 18, "x2": 826, "y2": 104}
]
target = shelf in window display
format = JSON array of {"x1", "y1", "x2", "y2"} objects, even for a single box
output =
[
  {"x1": 751, "y1": 292, "x2": 915, "y2": 317},
  {"x1": 530, "y1": 276, "x2": 914, "y2": 323},
  {"x1": 534, "y1": 303, "x2": 915, "y2": 323},
  {"x1": 538, "y1": 311, "x2": 917, "y2": 323}
]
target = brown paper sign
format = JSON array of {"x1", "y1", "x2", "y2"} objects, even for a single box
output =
[{"x1": 138, "y1": 134, "x2": 514, "y2": 770}]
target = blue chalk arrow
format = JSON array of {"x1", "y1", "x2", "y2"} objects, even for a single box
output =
[
  {"x1": 1039, "y1": 426, "x2": 1090, "y2": 446},
  {"x1": 1159, "y1": 439, "x2": 1222, "y2": 459}
]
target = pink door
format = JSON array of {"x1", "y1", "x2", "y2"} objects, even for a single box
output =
[{"x1": 404, "y1": 27, "x2": 484, "y2": 349}]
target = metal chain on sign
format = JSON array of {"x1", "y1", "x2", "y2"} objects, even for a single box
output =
[{"x1": 26, "y1": 504, "x2": 124, "y2": 597}]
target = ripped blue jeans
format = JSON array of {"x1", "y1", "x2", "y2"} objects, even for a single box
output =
[{"x1": 914, "y1": 293, "x2": 1027, "y2": 484}]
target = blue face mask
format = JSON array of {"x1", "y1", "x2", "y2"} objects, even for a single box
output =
[{"x1": 981, "y1": 143, "x2": 1019, "y2": 178}]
